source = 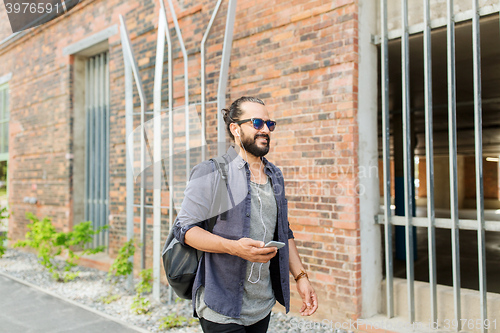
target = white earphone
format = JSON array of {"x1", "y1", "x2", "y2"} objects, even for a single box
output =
[{"x1": 236, "y1": 129, "x2": 240, "y2": 137}]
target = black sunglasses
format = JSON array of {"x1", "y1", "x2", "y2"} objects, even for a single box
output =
[{"x1": 235, "y1": 118, "x2": 276, "y2": 132}]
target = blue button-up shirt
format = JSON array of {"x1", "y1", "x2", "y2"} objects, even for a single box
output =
[{"x1": 173, "y1": 146, "x2": 294, "y2": 318}]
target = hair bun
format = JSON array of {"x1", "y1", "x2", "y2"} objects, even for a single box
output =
[{"x1": 221, "y1": 108, "x2": 230, "y2": 124}]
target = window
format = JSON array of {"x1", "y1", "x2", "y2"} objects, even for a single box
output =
[{"x1": 84, "y1": 51, "x2": 110, "y2": 248}]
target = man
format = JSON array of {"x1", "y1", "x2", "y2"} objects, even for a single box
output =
[{"x1": 173, "y1": 96, "x2": 318, "y2": 333}]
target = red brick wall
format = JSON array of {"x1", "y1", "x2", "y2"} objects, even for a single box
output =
[
  {"x1": 0, "y1": 3, "x2": 12, "y2": 41},
  {"x1": 228, "y1": 0, "x2": 361, "y2": 320},
  {"x1": 417, "y1": 157, "x2": 426, "y2": 198},
  {"x1": 409, "y1": 156, "x2": 499, "y2": 203},
  {"x1": 1, "y1": 0, "x2": 132, "y2": 239},
  {"x1": 1, "y1": 0, "x2": 362, "y2": 322},
  {"x1": 464, "y1": 156, "x2": 499, "y2": 200}
]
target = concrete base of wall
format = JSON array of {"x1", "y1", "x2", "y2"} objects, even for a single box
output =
[
  {"x1": 75, "y1": 252, "x2": 112, "y2": 272},
  {"x1": 380, "y1": 278, "x2": 500, "y2": 333}
]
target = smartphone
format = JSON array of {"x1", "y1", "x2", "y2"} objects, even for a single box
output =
[{"x1": 264, "y1": 241, "x2": 285, "y2": 250}]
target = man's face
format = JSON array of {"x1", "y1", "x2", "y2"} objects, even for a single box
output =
[{"x1": 237, "y1": 102, "x2": 272, "y2": 157}]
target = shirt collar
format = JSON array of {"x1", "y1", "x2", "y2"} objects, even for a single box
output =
[
  {"x1": 226, "y1": 146, "x2": 246, "y2": 169},
  {"x1": 226, "y1": 145, "x2": 272, "y2": 171}
]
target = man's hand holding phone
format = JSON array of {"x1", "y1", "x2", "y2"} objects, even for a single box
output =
[{"x1": 264, "y1": 241, "x2": 285, "y2": 250}]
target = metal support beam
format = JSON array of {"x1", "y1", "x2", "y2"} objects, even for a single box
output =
[
  {"x1": 166, "y1": 0, "x2": 190, "y2": 181},
  {"x1": 381, "y1": 0, "x2": 393, "y2": 320},
  {"x1": 120, "y1": 14, "x2": 148, "y2": 274},
  {"x1": 376, "y1": 215, "x2": 500, "y2": 232},
  {"x1": 446, "y1": 0, "x2": 462, "y2": 327},
  {"x1": 401, "y1": 0, "x2": 415, "y2": 323},
  {"x1": 217, "y1": 0, "x2": 237, "y2": 155},
  {"x1": 372, "y1": 4, "x2": 500, "y2": 43},
  {"x1": 123, "y1": 40, "x2": 134, "y2": 292},
  {"x1": 152, "y1": 1, "x2": 166, "y2": 302},
  {"x1": 201, "y1": 0, "x2": 223, "y2": 161},
  {"x1": 152, "y1": 0, "x2": 174, "y2": 302},
  {"x1": 472, "y1": 0, "x2": 487, "y2": 330},
  {"x1": 423, "y1": 0, "x2": 437, "y2": 324}
]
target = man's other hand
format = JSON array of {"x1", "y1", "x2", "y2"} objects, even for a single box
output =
[
  {"x1": 231, "y1": 238, "x2": 278, "y2": 263},
  {"x1": 297, "y1": 278, "x2": 318, "y2": 316}
]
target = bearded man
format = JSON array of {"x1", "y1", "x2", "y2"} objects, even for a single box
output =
[{"x1": 173, "y1": 96, "x2": 318, "y2": 333}]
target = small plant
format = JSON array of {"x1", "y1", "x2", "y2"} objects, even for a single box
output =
[
  {"x1": 159, "y1": 297, "x2": 197, "y2": 330},
  {"x1": 99, "y1": 293, "x2": 121, "y2": 304},
  {"x1": 14, "y1": 212, "x2": 107, "y2": 282},
  {"x1": 99, "y1": 239, "x2": 136, "y2": 304},
  {"x1": 131, "y1": 268, "x2": 153, "y2": 314},
  {"x1": 159, "y1": 314, "x2": 188, "y2": 330},
  {"x1": 108, "y1": 239, "x2": 135, "y2": 281},
  {"x1": 0, "y1": 207, "x2": 9, "y2": 258},
  {"x1": 131, "y1": 295, "x2": 150, "y2": 315}
]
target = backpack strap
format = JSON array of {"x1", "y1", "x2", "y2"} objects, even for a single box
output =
[
  {"x1": 210, "y1": 155, "x2": 230, "y2": 223},
  {"x1": 195, "y1": 156, "x2": 229, "y2": 260}
]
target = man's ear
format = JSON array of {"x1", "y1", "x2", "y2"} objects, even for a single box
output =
[{"x1": 230, "y1": 123, "x2": 239, "y2": 138}]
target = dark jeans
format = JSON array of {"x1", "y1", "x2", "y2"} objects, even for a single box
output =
[{"x1": 199, "y1": 312, "x2": 271, "y2": 333}]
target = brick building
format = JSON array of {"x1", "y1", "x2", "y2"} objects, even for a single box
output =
[{"x1": 1, "y1": 0, "x2": 499, "y2": 328}]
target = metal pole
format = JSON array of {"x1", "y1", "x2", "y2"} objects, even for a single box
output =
[
  {"x1": 163, "y1": 0, "x2": 174, "y2": 305},
  {"x1": 217, "y1": 0, "x2": 237, "y2": 155},
  {"x1": 152, "y1": 0, "x2": 169, "y2": 301},
  {"x1": 140, "y1": 92, "x2": 146, "y2": 269},
  {"x1": 401, "y1": 0, "x2": 415, "y2": 323},
  {"x1": 424, "y1": 0, "x2": 437, "y2": 324},
  {"x1": 201, "y1": 0, "x2": 223, "y2": 161},
  {"x1": 166, "y1": 0, "x2": 190, "y2": 181},
  {"x1": 120, "y1": 14, "x2": 148, "y2": 282},
  {"x1": 124, "y1": 50, "x2": 134, "y2": 291},
  {"x1": 381, "y1": 0, "x2": 393, "y2": 319},
  {"x1": 472, "y1": 0, "x2": 487, "y2": 330},
  {"x1": 446, "y1": 0, "x2": 462, "y2": 327}
]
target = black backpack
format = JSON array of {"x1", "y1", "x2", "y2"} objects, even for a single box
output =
[{"x1": 161, "y1": 156, "x2": 230, "y2": 299}]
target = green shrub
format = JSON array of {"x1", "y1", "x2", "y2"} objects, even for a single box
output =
[
  {"x1": 100, "y1": 239, "x2": 136, "y2": 304},
  {"x1": 131, "y1": 268, "x2": 153, "y2": 314},
  {"x1": 14, "y1": 212, "x2": 107, "y2": 282},
  {"x1": 108, "y1": 239, "x2": 135, "y2": 281}
]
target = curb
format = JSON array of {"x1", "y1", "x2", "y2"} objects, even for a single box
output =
[{"x1": 0, "y1": 270, "x2": 152, "y2": 333}]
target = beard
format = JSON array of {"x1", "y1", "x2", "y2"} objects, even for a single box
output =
[{"x1": 240, "y1": 132, "x2": 270, "y2": 157}]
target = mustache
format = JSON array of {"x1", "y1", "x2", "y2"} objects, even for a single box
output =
[{"x1": 255, "y1": 134, "x2": 270, "y2": 140}]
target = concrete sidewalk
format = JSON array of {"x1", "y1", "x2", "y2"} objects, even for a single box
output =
[{"x1": 0, "y1": 273, "x2": 149, "y2": 333}]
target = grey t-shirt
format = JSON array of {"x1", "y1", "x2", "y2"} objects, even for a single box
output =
[{"x1": 196, "y1": 176, "x2": 277, "y2": 325}]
